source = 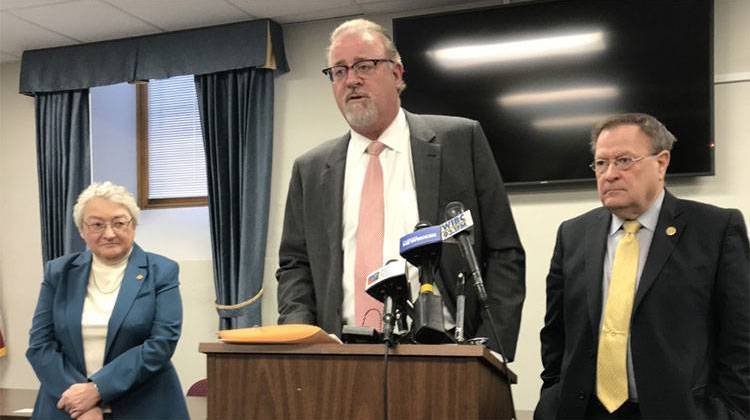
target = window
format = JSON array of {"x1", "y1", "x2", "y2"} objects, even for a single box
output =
[{"x1": 137, "y1": 75, "x2": 208, "y2": 209}]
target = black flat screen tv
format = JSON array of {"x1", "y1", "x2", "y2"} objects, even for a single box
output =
[{"x1": 393, "y1": 0, "x2": 714, "y2": 186}]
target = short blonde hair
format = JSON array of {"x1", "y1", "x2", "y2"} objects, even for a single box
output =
[{"x1": 73, "y1": 182, "x2": 140, "y2": 230}]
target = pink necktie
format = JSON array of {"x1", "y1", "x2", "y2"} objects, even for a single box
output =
[{"x1": 354, "y1": 141, "x2": 386, "y2": 330}]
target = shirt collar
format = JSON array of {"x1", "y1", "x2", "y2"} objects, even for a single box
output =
[
  {"x1": 609, "y1": 189, "x2": 665, "y2": 235},
  {"x1": 349, "y1": 108, "x2": 408, "y2": 155}
]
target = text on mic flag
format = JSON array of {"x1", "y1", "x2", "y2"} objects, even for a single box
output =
[
  {"x1": 440, "y1": 210, "x2": 474, "y2": 242},
  {"x1": 366, "y1": 259, "x2": 407, "y2": 289}
]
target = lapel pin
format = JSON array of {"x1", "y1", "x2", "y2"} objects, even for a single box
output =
[
  {"x1": 136, "y1": 274, "x2": 145, "y2": 281},
  {"x1": 665, "y1": 226, "x2": 677, "y2": 236}
]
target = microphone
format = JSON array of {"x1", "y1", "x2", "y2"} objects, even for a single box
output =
[
  {"x1": 443, "y1": 202, "x2": 487, "y2": 302},
  {"x1": 399, "y1": 223, "x2": 441, "y2": 273},
  {"x1": 439, "y1": 205, "x2": 474, "y2": 243},
  {"x1": 399, "y1": 223, "x2": 452, "y2": 344},
  {"x1": 365, "y1": 259, "x2": 410, "y2": 347},
  {"x1": 365, "y1": 259, "x2": 409, "y2": 303},
  {"x1": 443, "y1": 202, "x2": 509, "y2": 364}
]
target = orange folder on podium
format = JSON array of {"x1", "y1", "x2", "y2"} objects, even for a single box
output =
[{"x1": 218, "y1": 324, "x2": 342, "y2": 344}]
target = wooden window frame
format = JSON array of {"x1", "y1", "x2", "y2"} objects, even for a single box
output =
[{"x1": 136, "y1": 82, "x2": 208, "y2": 209}]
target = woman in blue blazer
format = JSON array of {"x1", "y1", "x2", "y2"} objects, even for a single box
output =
[{"x1": 27, "y1": 182, "x2": 189, "y2": 420}]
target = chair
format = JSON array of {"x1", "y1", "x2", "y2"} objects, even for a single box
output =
[{"x1": 186, "y1": 378, "x2": 208, "y2": 397}]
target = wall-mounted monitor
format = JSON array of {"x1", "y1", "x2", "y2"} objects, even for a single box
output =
[{"x1": 393, "y1": 0, "x2": 713, "y2": 186}]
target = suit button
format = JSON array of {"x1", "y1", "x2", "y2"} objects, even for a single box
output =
[{"x1": 577, "y1": 392, "x2": 585, "y2": 400}]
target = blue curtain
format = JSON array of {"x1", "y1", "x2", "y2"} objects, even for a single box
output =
[
  {"x1": 34, "y1": 90, "x2": 91, "y2": 263},
  {"x1": 195, "y1": 68, "x2": 274, "y2": 329}
]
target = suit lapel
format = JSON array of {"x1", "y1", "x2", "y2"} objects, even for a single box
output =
[
  {"x1": 322, "y1": 135, "x2": 349, "y2": 316},
  {"x1": 104, "y1": 244, "x2": 147, "y2": 361},
  {"x1": 633, "y1": 191, "x2": 683, "y2": 313},
  {"x1": 405, "y1": 112, "x2": 441, "y2": 224},
  {"x1": 67, "y1": 251, "x2": 91, "y2": 371},
  {"x1": 586, "y1": 209, "x2": 610, "y2": 337}
]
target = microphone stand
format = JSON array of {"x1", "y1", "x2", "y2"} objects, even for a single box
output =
[
  {"x1": 381, "y1": 293, "x2": 406, "y2": 420},
  {"x1": 443, "y1": 202, "x2": 512, "y2": 408},
  {"x1": 455, "y1": 272, "x2": 466, "y2": 343},
  {"x1": 382, "y1": 296, "x2": 396, "y2": 348},
  {"x1": 382, "y1": 340, "x2": 390, "y2": 420},
  {"x1": 471, "y1": 269, "x2": 509, "y2": 369},
  {"x1": 451, "y1": 219, "x2": 508, "y2": 364},
  {"x1": 381, "y1": 297, "x2": 408, "y2": 420}
]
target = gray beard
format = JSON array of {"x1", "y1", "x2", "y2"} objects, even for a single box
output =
[{"x1": 344, "y1": 100, "x2": 379, "y2": 131}]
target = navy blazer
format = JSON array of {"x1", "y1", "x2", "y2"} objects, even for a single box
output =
[
  {"x1": 27, "y1": 243, "x2": 188, "y2": 420},
  {"x1": 276, "y1": 111, "x2": 526, "y2": 359},
  {"x1": 535, "y1": 191, "x2": 750, "y2": 419}
]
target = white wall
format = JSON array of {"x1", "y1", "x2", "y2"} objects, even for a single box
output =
[
  {"x1": 1, "y1": 0, "x2": 748, "y2": 412},
  {"x1": 0, "y1": 61, "x2": 42, "y2": 391}
]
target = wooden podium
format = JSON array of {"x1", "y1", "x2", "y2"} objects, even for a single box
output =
[{"x1": 199, "y1": 342, "x2": 516, "y2": 420}]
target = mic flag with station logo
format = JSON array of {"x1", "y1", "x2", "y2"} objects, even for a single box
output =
[{"x1": 398, "y1": 209, "x2": 474, "y2": 263}]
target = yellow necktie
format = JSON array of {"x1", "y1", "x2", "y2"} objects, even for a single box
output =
[{"x1": 597, "y1": 220, "x2": 641, "y2": 413}]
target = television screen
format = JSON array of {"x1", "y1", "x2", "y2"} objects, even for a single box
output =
[{"x1": 393, "y1": 0, "x2": 713, "y2": 186}]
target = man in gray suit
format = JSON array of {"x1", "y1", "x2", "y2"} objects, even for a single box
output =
[
  {"x1": 276, "y1": 18, "x2": 525, "y2": 359},
  {"x1": 536, "y1": 113, "x2": 749, "y2": 419}
]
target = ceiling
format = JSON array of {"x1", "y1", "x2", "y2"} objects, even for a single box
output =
[{"x1": 0, "y1": 0, "x2": 506, "y2": 64}]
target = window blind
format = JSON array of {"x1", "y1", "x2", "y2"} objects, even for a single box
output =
[{"x1": 147, "y1": 75, "x2": 207, "y2": 199}]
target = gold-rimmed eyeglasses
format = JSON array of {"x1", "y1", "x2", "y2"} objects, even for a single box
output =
[
  {"x1": 589, "y1": 153, "x2": 660, "y2": 174},
  {"x1": 84, "y1": 218, "x2": 133, "y2": 233}
]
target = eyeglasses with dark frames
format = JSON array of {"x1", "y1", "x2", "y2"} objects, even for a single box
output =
[{"x1": 322, "y1": 59, "x2": 395, "y2": 82}]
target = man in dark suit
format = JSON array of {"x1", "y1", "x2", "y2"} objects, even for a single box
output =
[
  {"x1": 276, "y1": 18, "x2": 525, "y2": 359},
  {"x1": 535, "y1": 113, "x2": 749, "y2": 419}
]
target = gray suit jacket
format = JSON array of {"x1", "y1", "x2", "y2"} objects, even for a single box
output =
[
  {"x1": 535, "y1": 191, "x2": 750, "y2": 419},
  {"x1": 276, "y1": 111, "x2": 525, "y2": 359}
]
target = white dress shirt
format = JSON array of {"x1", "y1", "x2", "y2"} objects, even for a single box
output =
[
  {"x1": 341, "y1": 109, "x2": 456, "y2": 330},
  {"x1": 341, "y1": 109, "x2": 421, "y2": 327}
]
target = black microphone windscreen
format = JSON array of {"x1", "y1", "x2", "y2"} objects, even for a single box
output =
[
  {"x1": 444, "y1": 201, "x2": 465, "y2": 219},
  {"x1": 414, "y1": 221, "x2": 432, "y2": 231}
]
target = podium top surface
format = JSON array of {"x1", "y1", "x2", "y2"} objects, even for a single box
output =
[{"x1": 199, "y1": 342, "x2": 516, "y2": 383}]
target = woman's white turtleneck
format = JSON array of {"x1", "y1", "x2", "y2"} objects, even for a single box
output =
[{"x1": 81, "y1": 249, "x2": 131, "y2": 377}]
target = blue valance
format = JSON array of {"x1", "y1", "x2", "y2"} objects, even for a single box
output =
[{"x1": 19, "y1": 18, "x2": 288, "y2": 95}]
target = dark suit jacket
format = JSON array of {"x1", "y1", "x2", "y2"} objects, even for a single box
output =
[
  {"x1": 276, "y1": 111, "x2": 525, "y2": 359},
  {"x1": 27, "y1": 243, "x2": 188, "y2": 420},
  {"x1": 535, "y1": 191, "x2": 750, "y2": 419}
]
